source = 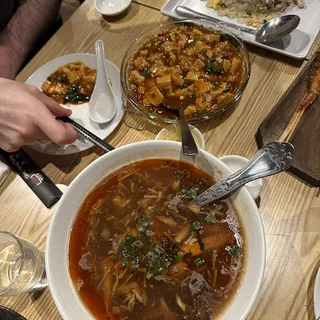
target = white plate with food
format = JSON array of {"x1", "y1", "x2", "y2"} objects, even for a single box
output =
[
  {"x1": 161, "y1": 0, "x2": 320, "y2": 59},
  {"x1": 26, "y1": 53, "x2": 124, "y2": 155}
]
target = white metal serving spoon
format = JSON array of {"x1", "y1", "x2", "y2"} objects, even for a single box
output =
[
  {"x1": 89, "y1": 40, "x2": 116, "y2": 124},
  {"x1": 176, "y1": 6, "x2": 300, "y2": 44}
]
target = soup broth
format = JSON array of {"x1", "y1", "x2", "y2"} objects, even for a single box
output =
[{"x1": 69, "y1": 159, "x2": 245, "y2": 320}]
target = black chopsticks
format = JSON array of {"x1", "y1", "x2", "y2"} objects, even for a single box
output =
[{"x1": 57, "y1": 117, "x2": 115, "y2": 153}]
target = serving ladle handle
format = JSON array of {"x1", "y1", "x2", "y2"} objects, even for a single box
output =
[{"x1": 191, "y1": 141, "x2": 294, "y2": 207}]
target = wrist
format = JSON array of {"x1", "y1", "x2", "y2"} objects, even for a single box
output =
[{"x1": 0, "y1": 46, "x2": 22, "y2": 79}]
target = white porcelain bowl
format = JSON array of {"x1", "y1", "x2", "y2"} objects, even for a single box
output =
[
  {"x1": 94, "y1": 0, "x2": 131, "y2": 16},
  {"x1": 46, "y1": 140, "x2": 265, "y2": 320}
]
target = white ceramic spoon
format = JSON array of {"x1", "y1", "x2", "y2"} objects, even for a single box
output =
[{"x1": 89, "y1": 40, "x2": 116, "y2": 124}]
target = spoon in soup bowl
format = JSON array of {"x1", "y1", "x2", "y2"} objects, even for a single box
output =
[
  {"x1": 179, "y1": 141, "x2": 294, "y2": 247},
  {"x1": 163, "y1": 96, "x2": 198, "y2": 157},
  {"x1": 187, "y1": 141, "x2": 294, "y2": 211}
]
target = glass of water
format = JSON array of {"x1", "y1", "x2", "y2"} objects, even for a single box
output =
[{"x1": 0, "y1": 231, "x2": 46, "y2": 296}]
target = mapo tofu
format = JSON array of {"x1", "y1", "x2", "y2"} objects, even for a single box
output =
[
  {"x1": 129, "y1": 25, "x2": 246, "y2": 120},
  {"x1": 41, "y1": 61, "x2": 96, "y2": 104}
]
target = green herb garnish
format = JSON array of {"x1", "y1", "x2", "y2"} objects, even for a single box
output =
[
  {"x1": 145, "y1": 237, "x2": 178, "y2": 278},
  {"x1": 226, "y1": 245, "x2": 239, "y2": 257},
  {"x1": 63, "y1": 84, "x2": 90, "y2": 103},
  {"x1": 204, "y1": 212, "x2": 216, "y2": 223},
  {"x1": 204, "y1": 59, "x2": 224, "y2": 75},
  {"x1": 190, "y1": 221, "x2": 201, "y2": 232},
  {"x1": 180, "y1": 188, "x2": 197, "y2": 199},
  {"x1": 140, "y1": 67, "x2": 152, "y2": 78},
  {"x1": 175, "y1": 170, "x2": 188, "y2": 180},
  {"x1": 175, "y1": 255, "x2": 184, "y2": 262},
  {"x1": 194, "y1": 257, "x2": 205, "y2": 266},
  {"x1": 120, "y1": 235, "x2": 138, "y2": 267}
]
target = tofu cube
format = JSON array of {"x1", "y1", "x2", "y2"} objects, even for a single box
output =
[{"x1": 156, "y1": 75, "x2": 172, "y2": 90}]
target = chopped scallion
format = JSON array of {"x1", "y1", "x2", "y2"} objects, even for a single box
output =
[
  {"x1": 204, "y1": 212, "x2": 216, "y2": 223},
  {"x1": 194, "y1": 257, "x2": 205, "y2": 266},
  {"x1": 225, "y1": 245, "x2": 239, "y2": 257}
]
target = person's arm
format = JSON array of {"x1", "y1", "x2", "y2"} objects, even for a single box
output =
[{"x1": 0, "y1": 0, "x2": 62, "y2": 79}]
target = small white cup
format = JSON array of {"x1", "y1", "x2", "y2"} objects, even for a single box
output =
[
  {"x1": 155, "y1": 124, "x2": 205, "y2": 150},
  {"x1": 94, "y1": 0, "x2": 132, "y2": 16},
  {"x1": 219, "y1": 155, "x2": 263, "y2": 200}
]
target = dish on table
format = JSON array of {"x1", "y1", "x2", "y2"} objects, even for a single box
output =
[
  {"x1": 46, "y1": 140, "x2": 265, "y2": 320},
  {"x1": 70, "y1": 158, "x2": 244, "y2": 319},
  {"x1": 25, "y1": 53, "x2": 124, "y2": 155},
  {"x1": 121, "y1": 20, "x2": 250, "y2": 123},
  {"x1": 41, "y1": 61, "x2": 96, "y2": 104},
  {"x1": 206, "y1": 0, "x2": 305, "y2": 27},
  {"x1": 161, "y1": 0, "x2": 320, "y2": 59}
]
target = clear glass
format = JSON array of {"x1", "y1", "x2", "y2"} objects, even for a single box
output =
[
  {"x1": 0, "y1": 231, "x2": 46, "y2": 296},
  {"x1": 121, "y1": 19, "x2": 251, "y2": 124}
]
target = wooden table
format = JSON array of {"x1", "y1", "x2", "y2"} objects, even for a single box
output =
[{"x1": 0, "y1": 1, "x2": 319, "y2": 319}]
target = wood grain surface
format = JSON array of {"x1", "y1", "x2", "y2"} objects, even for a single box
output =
[
  {"x1": 257, "y1": 50, "x2": 320, "y2": 186},
  {"x1": 0, "y1": 1, "x2": 319, "y2": 320},
  {"x1": 132, "y1": 0, "x2": 163, "y2": 10}
]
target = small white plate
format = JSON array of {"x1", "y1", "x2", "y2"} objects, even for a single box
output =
[
  {"x1": 161, "y1": 0, "x2": 320, "y2": 59},
  {"x1": 315, "y1": 267, "x2": 320, "y2": 319},
  {"x1": 25, "y1": 53, "x2": 124, "y2": 155}
]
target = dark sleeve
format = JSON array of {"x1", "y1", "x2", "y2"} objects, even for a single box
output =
[{"x1": 0, "y1": 0, "x2": 18, "y2": 31}]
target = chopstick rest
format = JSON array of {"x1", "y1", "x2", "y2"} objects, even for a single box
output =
[{"x1": 0, "y1": 160, "x2": 10, "y2": 187}]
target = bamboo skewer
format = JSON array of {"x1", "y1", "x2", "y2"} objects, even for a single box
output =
[
  {"x1": 279, "y1": 92, "x2": 319, "y2": 141},
  {"x1": 279, "y1": 54, "x2": 320, "y2": 142}
]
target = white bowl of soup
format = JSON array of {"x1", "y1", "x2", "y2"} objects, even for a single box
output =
[{"x1": 46, "y1": 140, "x2": 265, "y2": 320}]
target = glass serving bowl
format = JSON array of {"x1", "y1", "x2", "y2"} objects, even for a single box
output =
[{"x1": 121, "y1": 19, "x2": 251, "y2": 124}]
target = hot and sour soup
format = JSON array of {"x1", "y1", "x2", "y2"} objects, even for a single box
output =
[{"x1": 69, "y1": 159, "x2": 245, "y2": 320}]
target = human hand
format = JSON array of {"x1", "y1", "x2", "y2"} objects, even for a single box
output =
[{"x1": 0, "y1": 78, "x2": 78, "y2": 152}]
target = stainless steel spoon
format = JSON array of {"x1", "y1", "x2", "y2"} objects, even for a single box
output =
[
  {"x1": 187, "y1": 141, "x2": 294, "y2": 210},
  {"x1": 176, "y1": 6, "x2": 300, "y2": 44},
  {"x1": 163, "y1": 98, "x2": 198, "y2": 156}
]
